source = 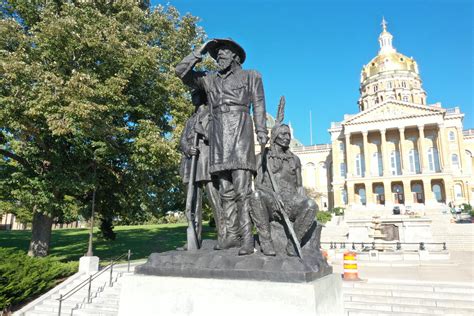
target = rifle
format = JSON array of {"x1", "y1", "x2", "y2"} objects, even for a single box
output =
[
  {"x1": 264, "y1": 154, "x2": 304, "y2": 259},
  {"x1": 185, "y1": 133, "x2": 200, "y2": 251}
]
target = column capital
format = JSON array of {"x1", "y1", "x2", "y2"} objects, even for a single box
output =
[
  {"x1": 399, "y1": 126, "x2": 405, "y2": 133},
  {"x1": 438, "y1": 122, "x2": 445, "y2": 129},
  {"x1": 362, "y1": 131, "x2": 368, "y2": 137},
  {"x1": 380, "y1": 129, "x2": 387, "y2": 135},
  {"x1": 417, "y1": 124, "x2": 425, "y2": 131},
  {"x1": 344, "y1": 132, "x2": 351, "y2": 138}
]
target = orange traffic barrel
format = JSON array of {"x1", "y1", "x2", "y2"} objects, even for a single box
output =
[{"x1": 343, "y1": 251, "x2": 361, "y2": 281}]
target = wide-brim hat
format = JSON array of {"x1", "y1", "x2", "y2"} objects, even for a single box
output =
[{"x1": 206, "y1": 38, "x2": 246, "y2": 64}]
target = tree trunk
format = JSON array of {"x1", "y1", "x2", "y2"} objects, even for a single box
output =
[{"x1": 28, "y1": 210, "x2": 53, "y2": 257}]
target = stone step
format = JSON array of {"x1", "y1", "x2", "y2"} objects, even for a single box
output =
[
  {"x1": 343, "y1": 287, "x2": 474, "y2": 301},
  {"x1": 344, "y1": 301, "x2": 474, "y2": 315},
  {"x1": 343, "y1": 281, "x2": 474, "y2": 294},
  {"x1": 345, "y1": 294, "x2": 474, "y2": 309},
  {"x1": 346, "y1": 310, "x2": 438, "y2": 316}
]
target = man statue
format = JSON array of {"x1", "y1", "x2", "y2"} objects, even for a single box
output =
[
  {"x1": 176, "y1": 38, "x2": 268, "y2": 255},
  {"x1": 250, "y1": 97, "x2": 317, "y2": 256},
  {"x1": 179, "y1": 89, "x2": 225, "y2": 249}
]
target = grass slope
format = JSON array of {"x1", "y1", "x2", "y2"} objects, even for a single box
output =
[{"x1": 0, "y1": 223, "x2": 217, "y2": 262}]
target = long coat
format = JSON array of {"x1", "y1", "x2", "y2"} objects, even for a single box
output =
[
  {"x1": 179, "y1": 107, "x2": 211, "y2": 183},
  {"x1": 176, "y1": 53, "x2": 267, "y2": 174}
]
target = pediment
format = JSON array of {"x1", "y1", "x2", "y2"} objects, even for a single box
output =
[{"x1": 344, "y1": 101, "x2": 444, "y2": 125}]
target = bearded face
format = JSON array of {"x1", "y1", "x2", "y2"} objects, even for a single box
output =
[{"x1": 217, "y1": 47, "x2": 235, "y2": 72}]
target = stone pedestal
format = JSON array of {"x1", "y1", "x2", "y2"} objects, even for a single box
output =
[
  {"x1": 118, "y1": 273, "x2": 343, "y2": 316},
  {"x1": 79, "y1": 256, "x2": 99, "y2": 275},
  {"x1": 346, "y1": 216, "x2": 433, "y2": 244}
]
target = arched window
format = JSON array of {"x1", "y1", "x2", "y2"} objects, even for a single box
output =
[
  {"x1": 432, "y1": 184, "x2": 443, "y2": 203},
  {"x1": 412, "y1": 183, "x2": 424, "y2": 203},
  {"x1": 374, "y1": 185, "x2": 385, "y2": 205},
  {"x1": 358, "y1": 188, "x2": 366, "y2": 205},
  {"x1": 374, "y1": 84, "x2": 378, "y2": 92},
  {"x1": 454, "y1": 184, "x2": 463, "y2": 198},
  {"x1": 427, "y1": 147, "x2": 440, "y2": 172},
  {"x1": 409, "y1": 149, "x2": 421, "y2": 173},
  {"x1": 451, "y1": 154, "x2": 460, "y2": 170},
  {"x1": 387, "y1": 81, "x2": 392, "y2": 89},
  {"x1": 401, "y1": 81, "x2": 407, "y2": 88},
  {"x1": 355, "y1": 153, "x2": 363, "y2": 176},
  {"x1": 340, "y1": 163, "x2": 346, "y2": 177},
  {"x1": 390, "y1": 151, "x2": 401, "y2": 175},
  {"x1": 402, "y1": 95, "x2": 409, "y2": 102},
  {"x1": 448, "y1": 131, "x2": 455, "y2": 141}
]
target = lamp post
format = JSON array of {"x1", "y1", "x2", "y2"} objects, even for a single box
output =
[{"x1": 86, "y1": 164, "x2": 97, "y2": 257}]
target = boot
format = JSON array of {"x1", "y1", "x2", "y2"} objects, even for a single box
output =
[
  {"x1": 238, "y1": 226, "x2": 254, "y2": 255},
  {"x1": 219, "y1": 237, "x2": 240, "y2": 249},
  {"x1": 260, "y1": 240, "x2": 276, "y2": 256}
]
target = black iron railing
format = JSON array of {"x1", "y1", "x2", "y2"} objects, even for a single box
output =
[
  {"x1": 57, "y1": 250, "x2": 132, "y2": 316},
  {"x1": 321, "y1": 241, "x2": 447, "y2": 251}
]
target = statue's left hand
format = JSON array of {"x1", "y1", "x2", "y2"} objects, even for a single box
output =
[{"x1": 257, "y1": 131, "x2": 269, "y2": 145}]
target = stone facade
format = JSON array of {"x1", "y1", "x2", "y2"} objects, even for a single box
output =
[{"x1": 295, "y1": 21, "x2": 474, "y2": 216}]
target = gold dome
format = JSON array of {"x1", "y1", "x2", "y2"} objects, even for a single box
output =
[
  {"x1": 361, "y1": 18, "x2": 419, "y2": 81},
  {"x1": 363, "y1": 52, "x2": 419, "y2": 79}
]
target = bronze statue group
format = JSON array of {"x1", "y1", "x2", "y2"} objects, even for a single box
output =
[{"x1": 176, "y1": 39, "x2": 317, "y2": 258}]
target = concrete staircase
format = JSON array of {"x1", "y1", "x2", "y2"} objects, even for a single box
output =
[
  {"x1": 344, "y1": 280, "x2": 474, "y2": 315},
  {"x1": 16, "y1": 263, "x2": 139, "y2": 316},
  {"x1": 428, "y1": 210, "x2": 474, "y2": 252}
]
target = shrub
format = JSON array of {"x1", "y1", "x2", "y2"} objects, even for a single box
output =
[
  {"x1": 329, "y1": 207, "x2": 345, "y2": 216},
  {"x1": 0, "y1": 248, "x2": 77, "y2": 311},
  {"x1": 461, "y1": 203, "x2": 472, "y2": 213},
  {"x1": 316, "y1": 211, "x2": 332, "y2": 224}
]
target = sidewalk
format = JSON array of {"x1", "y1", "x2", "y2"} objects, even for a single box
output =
[{"x1": 332, "y1": 251, "x2": 474, "y2": 284}]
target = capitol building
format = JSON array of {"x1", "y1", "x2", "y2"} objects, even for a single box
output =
[{"x1": 293, "y1": 20, "x2": 474, "y2": 216}]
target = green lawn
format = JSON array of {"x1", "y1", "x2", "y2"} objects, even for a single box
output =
[{"x1": 0, "y1": 223, "x2": 217, "y2": 262}]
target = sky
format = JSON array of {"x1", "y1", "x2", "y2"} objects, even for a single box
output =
[{"x1": 153, "y1": 0, "x2": 473, "y2": 146}]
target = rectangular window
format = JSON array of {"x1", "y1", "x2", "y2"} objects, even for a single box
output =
[{"x1": 340, "y1": 163, "x2": 346, "y2": 177}]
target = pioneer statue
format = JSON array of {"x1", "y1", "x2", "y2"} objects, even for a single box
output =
[{"x1": 176, "y1": 38, "x2": 268, "y2": 255}]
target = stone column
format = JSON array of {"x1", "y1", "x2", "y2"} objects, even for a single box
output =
[
  {"x1": 423, "y1": 179, "x2": 434, "y2": 206},
  {"x1": 436, "y1": 123, "x2": 446, "y2": 172},
  {"x1": 403, "y1": 180, "x2": 411, "y2": 206},
  {"x1": 347, "y1": 182, "x2": 355, "y2": 206},
  {"x1": 362, "y1": 131, "x2": 370, "y2": 177},
  {"x1": 417, "y1": 125, "x2": 426, "y2": 173},
  {"x1": 380, "y1": 129, "x2": 390, "y2": 176},
  {"x1": 345, "y1": 133, "x2": 352, "y2": 178},
  {"x1": 365, "y1": 181, "x2": 374, "y2": 207},
  {"x1": 383, "y1": 180, "x2": 393, "y2": 206},
  {"x1": 399, "y1": 127, "x2": 408, "y2": 174}
]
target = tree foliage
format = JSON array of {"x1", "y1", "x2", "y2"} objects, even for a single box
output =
[{"x1": 0, "y1": 0, "x2": 205, "y2": 254}]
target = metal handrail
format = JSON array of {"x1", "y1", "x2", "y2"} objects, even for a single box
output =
[
  {"x1": 321, "y1": 241, "x2": 447, "y2": 251},
  {"x1": 57, "y1": 249, "x2": 132, "y2": 316}
]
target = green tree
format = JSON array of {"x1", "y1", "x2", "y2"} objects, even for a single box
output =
[{"x1": 0, "y1": 0, "x2": 205, "y2": 256}]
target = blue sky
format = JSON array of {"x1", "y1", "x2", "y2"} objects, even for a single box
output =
[{"x1": 155, "y1": 0, "x2": 473, "y2": 146}]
